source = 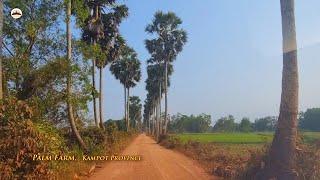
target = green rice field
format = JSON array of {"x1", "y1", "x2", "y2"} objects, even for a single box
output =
[{"x1": 173, "y1": 132, "x2": 320, "y2": 144}]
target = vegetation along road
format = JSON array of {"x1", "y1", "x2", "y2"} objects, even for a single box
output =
[{"x1": 90, "y1": 134, "x2": 214, "y2": 180}]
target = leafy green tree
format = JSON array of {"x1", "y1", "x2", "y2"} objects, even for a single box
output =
[
  {"x1": 169, "y1": 113, "x2": 211, "y2": 133},
  {"x1": 239, "y1": 117, "x2": 253, "y2": 132},
  {"x1": 213, "y1": 115, "x2": 237, "y2": 132},
  {"x1": 145, "y1": 11, "x2": 187, "y2": 134},
  {"x1": 3, "y1": 0, "x2": 62, "y2": 98},
  {"x1": 3, "y1": 0, "x2": 91, "y2": 129},
  {"x1": 66, "y1": 0, "x2": 87, "y2": 151},
  {"x1": 253, "y1": 116, "x2": 277, "y2": 132},
  {"x1": 299, "y1": 108, "x2": 320, "y2": 131}
]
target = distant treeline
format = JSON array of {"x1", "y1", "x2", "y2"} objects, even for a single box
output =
[{"x1": 168, "y1": 108, "x2": 320, "y2": 133}]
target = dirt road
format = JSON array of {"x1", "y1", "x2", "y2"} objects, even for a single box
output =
[{"x1": 89, "y1": 133, "x2": 214, "y2": 180}]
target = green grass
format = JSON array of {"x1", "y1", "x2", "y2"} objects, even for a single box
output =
[
  {"x1": 173, "y1": 132, "x2": 320, "y2": 144},
  {"x1": 174, "y1": 132, "x2": 273, "y2": 144},
  {"x1": 302, "y1": 132, "x2": 320, "y2": 143}
]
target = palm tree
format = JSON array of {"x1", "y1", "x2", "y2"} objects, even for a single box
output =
[
  {"x1": 97, "y1": 5, "x2": 128, "y2": 128},
  {"x1": 66, "y1": 0, "x2": 88, "y2": 151},
  {"x1": 145, "y1": 11, "x2": 187, "y2": 135},
  {"x1": 0, "y1": 0, "x2": 3, "y2": 100},
  {"x1": 110, "y1": 46, "x2": 141, "y2": 131},
  {"x1": 82, "y1": 1, "x2": 128, "y2": 128},
  {"x1": 257, "y1": 1, "x2": 299, "y2": 179},
  {"x1": 145, "y1": 63, "x2": 173, "y2": 139},
  {"x1": 82, "y1": 1, "x2": 105, "y2": 127}
]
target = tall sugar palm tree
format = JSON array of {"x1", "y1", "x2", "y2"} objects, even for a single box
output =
[
  {"x1": 82, "y1": 0, "x2": 128, "y2": 128},
  {"x1": 0, "y1": 0, "x2": 3, "y2": 100},
  {"x1": 97, "y1": 5, "x2": 128, "y2": 128},
  {"x1": 145, "y1": 11, "x2": 187, "y2": 134},
  {"x1": 257, "y1": 1, "x2": 299, "y2": 179},
  {"x1": 145, "y1": 63, "x2": 173, "y2": 139},
  {"x1": 110, "y1": 46, "x2": 141, "y2": 131}
]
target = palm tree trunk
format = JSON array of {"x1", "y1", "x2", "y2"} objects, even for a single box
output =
[
  {"x1": 164, "y1": 61, "x2": 168, "y2": 134},
  {"x1": 158, "y1": 97, "x2": 161, "y2": 139},
  {"x1": 154, "y1": 103, "x2": 156, "y2": 136},
  {"x1": 66, "y1": 0, "x2": 87, "y2": 152},
  {"x1": 99, "y1": 67, "x2": 104, "y2": 129},
  {"x1": 148, "y1": 112, "x2": 151, "y2": 134},
  {"x1": 155, "y1": 98, "x2": 159, "y2": 140},
  {"x1": 159, "y1": 82, "x2": 162, "y2": 135},
  {"x1": 124, "y1": 85, "x2": 127, "y2": 126},
  {"x1": 127, "y1": 87, "x2": 130, "y2": 132},
  {"x1": 0, "y1": 0, "x2": 3, "y2": 100},
  {"x1": 259, "y1": 1, "x2": 299, "y2": 179}
]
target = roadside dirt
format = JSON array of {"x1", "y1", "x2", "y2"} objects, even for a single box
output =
[{"x1": 89, "y1": 133, "x2": 215, "y2": 180}]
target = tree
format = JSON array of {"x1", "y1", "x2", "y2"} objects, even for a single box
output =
[
  {"x1": 145, "y1": 11, "x2": 187, "y2": 134},
  {"x1": 81, "y1": 0, "x2": 128, "y2": 128},
  {"x1": 129, "y1": 96, "x2": 142, "y2": 130},
  {"x1": 144, "y1": 63, "x2": 173, "y2": 138},
  {"x1": 110, "y1": 46, "x2": 141, "y2": 131},
  {"x1": 97, "y1": 4, "x2": 128, "y2": 129},
  {"x1": 253, "y1": 116, "x2": 277, "y2": 132},
  {"x1": 259, "y1": 1, "x2": 299, "y2": 179},
  {"x1": 299, "y1": 108, "x2": 320, "y2": 131},
  {"x1": 239, "y1": 118, "x2": 253, "y2": 132},
  {"x1": 0, "y1": 0, "x2": 3, "y2": 100},
  {"x1": 213, "y1": 115, "x2": 237, "y2": 132},
  {"x1": 66, "y1": 0, "x2": 87, "y2": 151},
  {"x1": 168, "y1": 113, "x2": 211, "y2": 133}
]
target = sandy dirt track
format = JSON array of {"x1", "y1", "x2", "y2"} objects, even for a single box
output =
[{"x1": 89, "y1": 133, "x2": 215, "y2": 180}]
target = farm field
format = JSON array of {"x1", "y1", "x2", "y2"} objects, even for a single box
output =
[{"x1": 173, "y1": 132, "x2": 320, "y2": 144}]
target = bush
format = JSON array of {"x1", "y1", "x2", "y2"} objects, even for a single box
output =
[
  {"x1": 0, "y1": 98, "x2": 58, "y2": 179},
  {"x1": 81, "y1": 126, "x2": 106, "y2": 152},
  {"x1": 106, "y1": 121, "x2": 118, "y2": 144},
  {"x1": 296, "y1": 142, "x2": 320, "y2": 180},
  {"x1": 159, "y1": 135, "x2": 181, "y2": 149}
]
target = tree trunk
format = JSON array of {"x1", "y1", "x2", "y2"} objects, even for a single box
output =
[
  {"x1": 124, "y1": 85, "x2": 127, "y2": 127},
  {"x1": 155, "y1": 98, "x2": 159, "y2": 140},
  {"x1": 159, "y1": 82, "x2": 162, "y2": 135},
  {"x1": 0, "y1": 0, "x2": 3, "y2": 100},
  {"x1": 258, "y1": 1, "x2": 299, "y2": 179},
  {"x1": 154, "y1": 103, "x2": 156, "y2": 136},
  {"x1": 92, "y1": 5, "x2": 100, "y2": 127},
  {"x1": 127, "y1": 88, "x2": 130, "y2": 132},
  {"x1": 66, "y1": 0, "x2": 88, "y2": 152},
  {"x1": 92, "y1": 49, "x2": 98, "y2": 127},
  {"x1": 99, "y1": 67, "x2": 104, "y2": 129},
  {"x1": 148, "y1": 112, "x2": 151, "y2": 134},
  {"x1": 164, "y1": 60, "x2": 168, "y2": 134}
]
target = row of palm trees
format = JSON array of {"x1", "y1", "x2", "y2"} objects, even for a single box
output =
[
  {"x1": 143, "y1": 1, "x2": 300, "y2": 179},
  {"x1": 0, "y1": 0, "x2": 302, "y2": 178},
  {"x1": 143, "y1": 11, "x2": 187, "y2": 140},
  {"x1": 65, "y1": 0, "x2": 141, "y2": 150}
]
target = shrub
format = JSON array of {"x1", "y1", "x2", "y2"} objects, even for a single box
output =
[
  {"x1": 81, "y1": 126, "x2": 106, "y2": 152},
  {"x1": 106, "y1": 121, "x2": 118, "y2": 144},
  {"x1": 159, "y1": 135, "x2": 181, "y2": 149},
  {"x1": 0, "y1": 98, "x2": 57, "y2": 179}
]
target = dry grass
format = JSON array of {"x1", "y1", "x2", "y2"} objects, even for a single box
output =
[
  {"x1": 160, "y1": 135, "x2": 320, "y2": 180},
  {"x1": 55, "y1": 132, "x2": 138, "y2": 180}
]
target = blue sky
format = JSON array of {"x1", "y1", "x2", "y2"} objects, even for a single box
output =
[{"x1": 93, "y1": 0, "x2": 320, "y2": 123}]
